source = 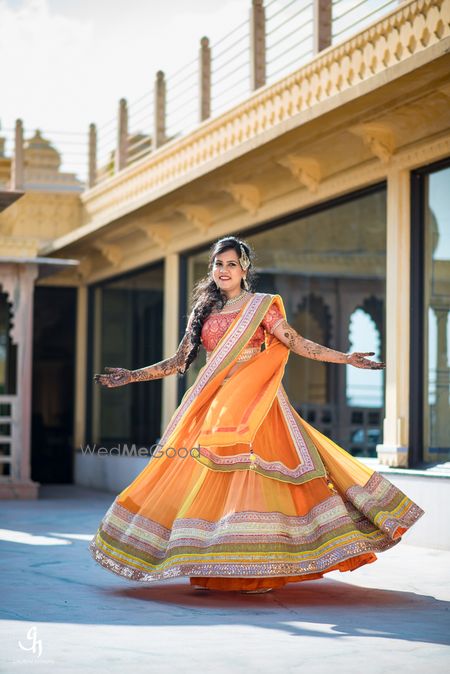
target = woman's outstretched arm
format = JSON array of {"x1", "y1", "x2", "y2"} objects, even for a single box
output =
[
  {"x1": 271, "y1": 319, "x2": 384, "y2": 369},
  {"x1": 93, "y1": 313, "x2": 194, "y2": 388}
]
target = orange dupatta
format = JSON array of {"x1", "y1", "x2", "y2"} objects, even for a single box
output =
[{"x1": 155, "y1": 292, "x2": 327, "y2": 484}]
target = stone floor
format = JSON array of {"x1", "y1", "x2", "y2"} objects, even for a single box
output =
[{"x1": 1, "y1": 484, "x2": 449, "y2": 674}]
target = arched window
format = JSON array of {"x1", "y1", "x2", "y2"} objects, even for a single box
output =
[{"x1": 346, "y1": 308, "x2": 383, "y2": 408}]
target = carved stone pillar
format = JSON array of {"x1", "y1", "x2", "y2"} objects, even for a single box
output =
[
  {"x1": 0, "y1": 263, "x2": 39, "y2": 498},
  {"x1": 162, "y1": 253, "x2": 179, "y2": 432},
  {"x1": 376, "y1": 170, "x2": 410, "y2": 467}
]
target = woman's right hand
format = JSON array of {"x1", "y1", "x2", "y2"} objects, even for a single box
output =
[{"x1": 93, "y1": 367, "x2": 133, "y2": 388}]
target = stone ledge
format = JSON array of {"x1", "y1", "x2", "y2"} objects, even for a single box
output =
[
  {"x1": 0, "y1": 479, "x2": 40, "y2": 499},
  {"x1": 359, "y1": 457, "x2": 450, "y2": 479}
]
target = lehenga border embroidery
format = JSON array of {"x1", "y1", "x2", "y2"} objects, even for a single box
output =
[{"x1": 89, "y1": 470, "x2": 425, "y2": 583}]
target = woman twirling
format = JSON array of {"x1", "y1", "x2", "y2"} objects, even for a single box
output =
[{"x1": 90, "y1": 235, "x2": 425, "y2": 594}]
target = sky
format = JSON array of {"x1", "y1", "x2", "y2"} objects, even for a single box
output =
[
  {"x1": 0, "y1": 0, "x2": 247, "y2": 167},
  {"x1": 0, "y1": 0, "x2": 398, "y2": 176}
]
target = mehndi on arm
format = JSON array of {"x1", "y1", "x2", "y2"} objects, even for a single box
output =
[
  {"x1": 93, "y1": 312, "x2": 195, "y2": 388},
  {"x1": 271, "y1": 319, "x2": 384, "y2": 369},
  {"x1": 130, "y1": 330, "x2": 193, "y2": 382}
]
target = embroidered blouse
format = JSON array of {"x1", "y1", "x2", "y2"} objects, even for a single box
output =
[{"x1": 201, "y1": 301, "x2": 284, "y2": 352}]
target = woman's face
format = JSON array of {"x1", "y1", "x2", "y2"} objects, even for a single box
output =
[{"x1": 212, "y1": 248, "x2": 246, "y2": 297}]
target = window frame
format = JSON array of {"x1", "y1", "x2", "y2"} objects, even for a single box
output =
[
  {"x1": 179, "y1": 181, "x2": 387, "y2": 412},
  {"x1": 86, "y1": 260, "x2": 165, "y2": 449},
  {"x1": 410, "y1": 157, "x2": 450, "y2": 467}
]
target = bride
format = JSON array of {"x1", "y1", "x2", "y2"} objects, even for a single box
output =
[{"x1": 90, "y1": 235, "x2": 425, "y2": 594}]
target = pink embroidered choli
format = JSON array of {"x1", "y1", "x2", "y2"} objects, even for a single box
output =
[{"x1": 201, "y1": 302, "x2": 284, "y2": 366}]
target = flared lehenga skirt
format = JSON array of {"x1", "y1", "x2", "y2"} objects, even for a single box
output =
[{"x1": 88, "y1": 379, "x2": 425, "y2": 592}]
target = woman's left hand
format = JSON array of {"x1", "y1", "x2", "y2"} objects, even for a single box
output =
[{"x1": 346, "y1": 352, "x2": 385, "y2": 369}]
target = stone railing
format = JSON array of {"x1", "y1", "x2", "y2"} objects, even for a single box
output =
[
  {"x1": 9, "y1": 0, "x2": 410, "y2": 193},
  {"x1": 86, "y1": 0, "x2": 404, "y2": 188},
  {"x1": 50, "y1": 0, "x2": 447, "y2": 237}
]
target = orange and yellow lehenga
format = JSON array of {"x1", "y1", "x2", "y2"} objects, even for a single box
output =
[{"x1": 89, "y1": 292, "x2": 425, "y2": 591}]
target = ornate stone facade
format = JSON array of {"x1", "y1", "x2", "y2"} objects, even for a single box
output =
[{"x1": 0, "y1": 0, "x2": 449, "y2": 493}]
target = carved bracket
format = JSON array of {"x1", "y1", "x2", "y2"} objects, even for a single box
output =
[
  {"x1": 93, "y1": 242, "x2": 123, "y2": 268},
  {"x1": 77, "y1": 256, "x2": 93, "y2": 281},
  {"x1": 176, "y1": 205, "x2": 212, "y2": 234},
  {"x1": 221, "y1": 182, "x2": 261, "y2": 214},
  {"x1": 277, "y1": 155, "x2": 322, "y2": 193},
  {"x1": 350, "y1": 122, "x2": 396, "y2": 163},
  {"x1": 138, "y1": 222, "x2": 172, "y2": 250}
]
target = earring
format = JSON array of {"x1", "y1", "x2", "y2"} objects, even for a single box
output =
[{"x1": 243, "y1": 277, "x2": 249, "y2": 291}]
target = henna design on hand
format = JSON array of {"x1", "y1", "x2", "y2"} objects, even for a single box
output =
[
  {"x1": 93, "y1": 331, "x2": 193, "y2": 388},
  {"x1": 346, "y1": 351, "x2": 385, "y2": 370},
  {"x1": 93, "y1": 367, "x2": 133, "y2": 388}
]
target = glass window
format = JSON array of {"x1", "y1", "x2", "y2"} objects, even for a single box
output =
[
  {"x1": 89, "y1": 263, "x2": 164, "y2": 450},
  {"x1": 424, "y1": 165, "x2": 450, "y2": 462},
  {"x1": 183, "y1": 187, "x2": 386, "y2": 457}
]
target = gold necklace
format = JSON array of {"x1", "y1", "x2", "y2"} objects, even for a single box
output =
[{"x1": 224, "y1": 289, "x2": 248, "y2": 306}]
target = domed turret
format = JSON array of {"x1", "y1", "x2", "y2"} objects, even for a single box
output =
[{"x1": 24, "y1": 130, "x2": 61, "y2": 171}]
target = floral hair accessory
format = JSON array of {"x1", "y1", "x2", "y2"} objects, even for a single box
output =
[{"x1": 239, "y1": 244, "x2": 250, "y2": 271}]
